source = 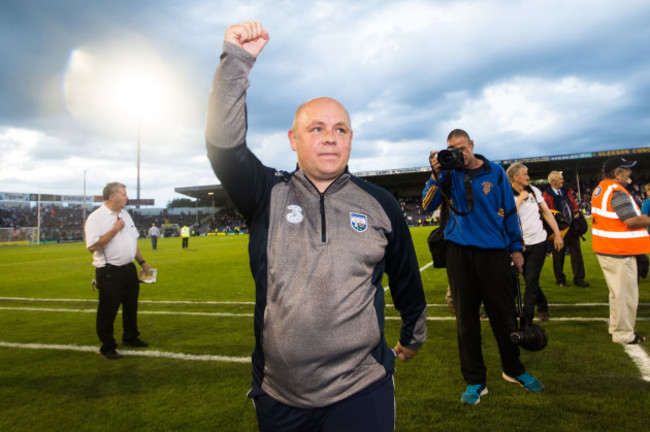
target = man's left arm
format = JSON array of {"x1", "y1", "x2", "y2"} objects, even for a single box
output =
[
  {"x1": 612, "y1": 192, "x2": 650, "y2": 230},
  {"x1": 135, "y1": 247, "x2": 151, "y2": 273},
  {"x1": 382, "y1": 198, "x2": 427, "y2": 361}
]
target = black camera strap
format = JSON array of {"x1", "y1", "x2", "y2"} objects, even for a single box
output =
[
  {"x1": 433, "y1": 171, "x2": 474, "y2": 216},
  {"x1": 513, "y1": 269, "x2": 527, "y2": 329}
]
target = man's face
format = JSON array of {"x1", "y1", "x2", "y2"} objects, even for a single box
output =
[
  {"x1": 110, "y1": 187, "x2": 128, "y2": 210},
  {"x1": 551, "y1": 174, "x2": 564, "y2": 189},
  {"x1": 514, "y1": 168, "x2": 529, "y2": 188},
  {"x1": 616, "y1": 168, "x2": 632, "y2": 185},
  {"x1": 446, "y1": 136, "x2": 475, "y2": 169},
  {"x1": 288, "y1": 98, "x2": 352, "y2": 187}
]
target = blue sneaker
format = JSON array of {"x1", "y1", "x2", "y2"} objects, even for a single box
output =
[
  {"x1": 461, "y1": 383, "x2": 488, "y2": 405},
  {"x1": 502, "y1": 371, "x2": 545, "y2": 392}
]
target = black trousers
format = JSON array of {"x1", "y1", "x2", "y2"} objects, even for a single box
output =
[
  {"x1": 182, "y1": 237, "x2": 189, "y2": 248},
  {"x1": 446, "y1": 242, "x2": 524, "y2": 384},
  {"x1": 249, "y1": 371, "x2": 395, "y2": 432},
  {"x1": 95, "y1": 263, "x2": 140, "y2": 352},
  {"x1": 552, "y1": 234, "x2": 585, "y2": 283},
  {"x1": 522, "y1": 241, "x2": 548, "y2": 322}
]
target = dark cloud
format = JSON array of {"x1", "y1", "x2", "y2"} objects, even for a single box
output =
[{"x1": 2, "y1": 0, "x2": 650, "y2": 205}]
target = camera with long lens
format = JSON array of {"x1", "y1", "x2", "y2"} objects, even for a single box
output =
[
  {"x1": 510, "y1": 324, "x2": 548, "y2": 351},
  {"x1": 437, "y1": 147, "x2": 465, "y2": 170}
]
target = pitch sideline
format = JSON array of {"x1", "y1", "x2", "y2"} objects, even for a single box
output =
[{"x1": 0, "y1": 341, "x2": 249, "y2": 363}]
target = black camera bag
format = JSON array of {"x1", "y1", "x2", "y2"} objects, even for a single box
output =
[
  {"x1": 426, "y1": 171, "x2": 474, "y2": 268},
  {"x1": 427, "y1": 226, "x2": 448, "y2": 268},
  {"x1": 511, "y1": 270, "x2": 548, "y2": 351}
]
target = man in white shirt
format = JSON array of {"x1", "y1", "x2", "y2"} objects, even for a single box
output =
[
  {"x1": 85, "y1": 182, "x2": 151, "y2": 359},
  {"x1": 507, "y1": 163, "x2": 564, "y2": 324},
  {"x1": 148, "y1": 223, "x2": 160, "y2": 250}
]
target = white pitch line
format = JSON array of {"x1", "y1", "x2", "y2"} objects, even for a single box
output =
[
  {"x1": 2, "y1": 297, "x2": 649, "y2": 308},
  {"x1": 0, "y1": 341, "x2": 249, "y2": 363},
  {"x1": 0, "y1": 307, "x2": 253, "y2": 318},
  {"x1": 0, "y1": 297, "x2": 255, "y2": 305},
  {"x1": 623, "y1": 345, "x2": 650, "y2": 382},
  {"x1": 1, "y1": 312, "x2": 648, "y2": 379},
  {"x1": 382, "y1": 316, "x2": 629, "y2": 322}
]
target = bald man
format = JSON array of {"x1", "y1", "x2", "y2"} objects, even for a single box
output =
[{"x1": 205, "y1": 21, "x2": 427, "y2": 432}]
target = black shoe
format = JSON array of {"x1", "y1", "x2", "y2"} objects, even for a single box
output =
[
  {"x1": 574, "y1": 279, "x2": 590, "y2": 287},
  {"x1": 556, "y1": 281, "x2": 570, "y2": 287},
  {"x1": 122, "y1": 338, "x2": 149, "y2": 348},
  {"x1": 101, "y1": 349, "x2": 123, "y2": 360}
]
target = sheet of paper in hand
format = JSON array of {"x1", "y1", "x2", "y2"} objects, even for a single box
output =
[{"x1": 138, "y1": 268, "x2": 157, "y2": 284}]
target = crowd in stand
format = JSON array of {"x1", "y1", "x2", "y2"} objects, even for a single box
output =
[
  {"x1": 0, "y1": 204, "x2": 87, "y2": 242},
  {"x1": 1, "y1": 174, "x2": 647, "y2": 242},
  {"x1": 0, "y1": 203, "x2": 248, "y2": 242},
  {"x1": 208, "y1": 207, "x2": 247, "y2": 233}
]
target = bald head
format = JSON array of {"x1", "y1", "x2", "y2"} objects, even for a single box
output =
[
  {"x1": 292, "y1": 97, "x2": 351, "y2": 131},
  {"x1": 288, "y1": 97, "x2": 353, "y2": 192}
]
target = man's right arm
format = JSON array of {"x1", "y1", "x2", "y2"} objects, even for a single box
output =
[
  {"x1": 205, "y1": 22, "x2": 273, "y2": 219},
  {"x1": 86, "y1": 218, "x2": 124, "y2": 253},
  {"x1": 205, "y1": 22, "x2": 268, "y2": 153},
  {"x1": 421, "y1": 177, "x2": 443, "y2": 213}
]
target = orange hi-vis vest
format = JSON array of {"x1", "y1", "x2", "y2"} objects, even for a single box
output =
[{"x1": 591, "y1": 179, "x2": 650, "y2": 255}]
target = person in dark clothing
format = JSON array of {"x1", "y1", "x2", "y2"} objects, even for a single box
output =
[
  {"x1": 543, "y1": 170, "x2": 590, "y2": 287},
  {"x1": 205, "y1": 21, "x2": 427, "y2": 431}
]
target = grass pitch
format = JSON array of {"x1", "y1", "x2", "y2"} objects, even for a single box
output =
[{"x1": 1, "y1": 227, "x2": 649, "y2": 431}]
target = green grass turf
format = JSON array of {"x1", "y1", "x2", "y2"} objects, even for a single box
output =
[{"x1": 1, "y1": 227, "x2": 649, "y2": 431}]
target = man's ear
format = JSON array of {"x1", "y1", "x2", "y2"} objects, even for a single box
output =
[{"x1": 288, "y1": 129, "x2": 297, "y2": 151}]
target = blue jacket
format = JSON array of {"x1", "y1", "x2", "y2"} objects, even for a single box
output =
[{"x1": 422, "y1": 155, "x2": 523, "y2": 252}]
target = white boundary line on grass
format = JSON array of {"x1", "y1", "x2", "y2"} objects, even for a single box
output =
[
  {"x1": 0, "y1": 306, "x2": 253, "y2": 317},
  {"x1": 623, "y1": 345, "x2": 650, "y2": 382},
  {"x1": 8, "y1": 296, "x2": 648, "y2": 307},
  {"x1": 1, "y1": 311, "x2": 649, "y2": 381},
  {"x1": 5, "y1": 305, "x2": 648, "y2": 322},
  {"x1": 0, "y1": 341, "x2": 249, "y2": 363},
  {"x1": 0, "y1": 297, "x2": 256, "y2": 305}
]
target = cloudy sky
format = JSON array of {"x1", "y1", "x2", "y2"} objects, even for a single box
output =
[{"x1": 2, "y1": 0, "x2": 649, "y2": 206}]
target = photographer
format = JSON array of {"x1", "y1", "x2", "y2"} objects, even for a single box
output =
[{"x1": 422, "y1": 129, "x2": 544, "y2": 405}]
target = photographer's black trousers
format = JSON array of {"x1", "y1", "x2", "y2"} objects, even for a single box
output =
[{"x1": 446, "y1": 242, "x2": 525, "y2": 384}]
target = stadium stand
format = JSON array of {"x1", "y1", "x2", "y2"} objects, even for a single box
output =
[{"x1": 2, "y1": 147, "x2": 648, "y2": 243}]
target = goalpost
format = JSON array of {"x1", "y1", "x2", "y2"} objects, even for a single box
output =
[{"x1": 0, "y1": 227, "x2": 39, "y2": 246}]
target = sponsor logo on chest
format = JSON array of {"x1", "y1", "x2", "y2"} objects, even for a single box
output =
[{"x1": 285, "y1": 205, "x2": 369, "y2": 233}]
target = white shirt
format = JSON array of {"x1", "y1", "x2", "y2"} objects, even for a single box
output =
[
  {"x1": 85, "y1": 204, "x2": 139, "y2": 267},
  {"x1": 148, "y1": 226, "x2": 160, "y2": 237},
  {"x1": 518, "y1": 185, "x2": 547, "y2": 245}
]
